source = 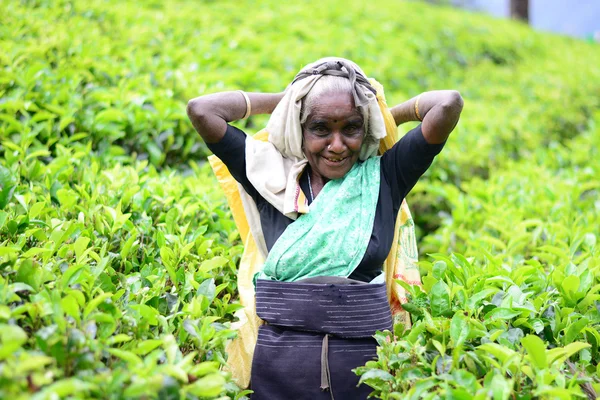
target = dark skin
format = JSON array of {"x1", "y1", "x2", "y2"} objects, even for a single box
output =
[
  {"x1": 301, "y1": 92, "x2": 365, "y2": 196},
  {"x1": 187, "y1": 87, "x2": 463, "y2": 198}
]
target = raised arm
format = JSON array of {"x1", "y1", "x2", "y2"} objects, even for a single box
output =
[
  {"x1": 186, "y1": 91, "x2": 285, "y2": 143},
  {"x1": 389, "y1": 90, "x2": 464, "y2": 144}
]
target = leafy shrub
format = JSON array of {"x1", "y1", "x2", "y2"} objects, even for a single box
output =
[
  {"x1": 0, "y1": 140, "x2": 250, "y2": 397},
  {"x1": 355, "y1": 115, "x2": 600, "y2": 398}
]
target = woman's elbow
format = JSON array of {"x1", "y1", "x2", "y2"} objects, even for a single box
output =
[
  {"x1": 443, "y1": 90, "x2": 464, "y2": 116},
  {"x1": 186, "y1": 97, "x2": 209, "y2": 122}
]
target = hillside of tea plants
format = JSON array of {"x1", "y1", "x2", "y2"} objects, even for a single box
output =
[{"x1": 1, "y1": 0, "x2": 599, "y2": 398}]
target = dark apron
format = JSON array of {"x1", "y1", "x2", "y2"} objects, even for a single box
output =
[{"x1": 250, "y1": 278, "x2": 392, "y2": 400}]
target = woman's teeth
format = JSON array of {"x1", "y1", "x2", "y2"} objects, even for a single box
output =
[{"x1": 325, "y1": 157, "x2": 346, "y2": 163}]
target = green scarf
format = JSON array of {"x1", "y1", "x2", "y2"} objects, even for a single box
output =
[{"x1": 255, "y1": 157, "x2": 381, "y2": 282}]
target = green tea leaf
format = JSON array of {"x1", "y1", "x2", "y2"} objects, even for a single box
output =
[
  {"x1": 450, "y1": 312, "x2": 469, "y2": 347},
  {"x1": 160, "y1": 246, "x2": 178, "y2": 286},
  {"x1": 564, "y1": 317, "x2": 589, "y2": 344},
  {"x1": 83, "y1": 292, "x2": 113, "y2": 318},
  {"x1": 484, "y1": 307, "x2": 521, "y2": 320},
  {"x1": 430, "y1": 280, "x2": 451, "y2": 317},
  {"x1": 199, "y1": 256, "x2": 229, "y2": 273},
  {"x1": 358, "y1": 368, "x2": 395, "y2": 385},
  {"x1": 0, "y1": 324, "x2": 28, "y2": 359},
  {"x1": 521, "y1": 335, "x2": 547, "y2": 370},
  {"x1": 185, "y1": 373, "x2": 226, "y2": 397}
]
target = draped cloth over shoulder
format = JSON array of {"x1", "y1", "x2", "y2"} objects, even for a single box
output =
[{"x1": 208, "y1": 65, "x2": 422, "y2": 389}]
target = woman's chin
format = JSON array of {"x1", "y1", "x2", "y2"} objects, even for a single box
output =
[{"x1": 319, "y1": 160, "x2": 354, "y2": 180}]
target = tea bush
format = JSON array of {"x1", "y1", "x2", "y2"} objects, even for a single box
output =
[
  {"x1": 356, "y1": 115, "x2": 600, "y2": 398},
  {"x1": 0, "y1": 144, "x2": 248, "y2": 398},
  {"x1": 1, "y1": 0, "x2": 599, "y2": 398}
]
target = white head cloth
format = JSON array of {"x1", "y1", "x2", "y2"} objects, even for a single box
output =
[{"x1": 244, "y1": 57, "x2": 387, "y2": 221}]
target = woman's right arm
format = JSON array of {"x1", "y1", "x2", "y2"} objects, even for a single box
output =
[{"x1": 186, "y1": 91, "x2": 285, "y2": 143}]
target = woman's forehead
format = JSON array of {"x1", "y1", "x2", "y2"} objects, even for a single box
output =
[{"x1": 306, "y1": 92, "x2": 362, "y2": 121}]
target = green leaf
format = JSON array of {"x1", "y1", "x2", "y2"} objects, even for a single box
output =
[
  {"x1": 466, "y1": 288, "x2": 498, "y2": 309},
  {"x1": 564, "y1": 317, "x2": 589, "y2": 344},
  {"x1": 430, "y1": 280, "x2": 451, "y2": 317},
  {"x1": 120, "y1": 233, "x2": 138, "y2": 260},
  {"x1": 190, "y1": 361, "x2": 220, "y2": 377},
  {"x1": 15, "y1": 259, "x2": 42, "y2": 291},
  {"x1": 521, "y1": 335, "x2": 547, "y2": 370},
  {"x1": 185, "y1": 373, "x2": 226, "y2": 397},
  {"x1": 488, "y1": 374, "x2": 512, "y2": 400},
  {"x1": 32, "y1": 378, "x2": 96, "y2": 399},
  {"x1": 107, "y1": 334, "x2": 133, "y2": 345},
  {"x1": 0, "y1": 306, "x2": 10, "y2": 321},
  {"x1": 134, "y1": 339, "x2": 163, "y2": 355},
  {"x1": 0, "y1": 210, "x2": 7, "y2": 229},
  {"x1": 95, "y1": 108, "x2": 127, "y2": 124},
  {"x1": 73, "y1": 236, "x2": 90, "y2": 261},
  {"x1": 130, "y1": 304, "x2": 159, "y2": 326},
  {"x1": 477, "y1": 343, "x2": 517, "y2": 364},
  {"x1": 548, "y1": 342, "x2": 591, "y2": 366},
  {"x1": 484, "y1": 307, "x2": 521, "y2": 320},
  {"x1": 165, "y1": 207, "x2": 179, "y2": 233},
  {"x1": 107, "y1": 348, "x2": 143, "y2": 366},
  {"x1": 61, "y1": 295, "x2": 80, "y2": 323},
  {"x1": 197, "y1": 278, "x2": 216, "y2": 301},
  {"x1": 0, "y1": 165, "x2": 17, "y2": 210},
  {"x1": 13, "y1": 355, "x2": 53, "y2": 374},
  {"x1": 0, "y1": 246, "x2": 19, "y2": 257},
  {"x1": 0, "y1": 324, "x2": 28, "y2": 359},
  {"x1": 161, "y1": 364, "x2": 189, "y2": 383},
  {"x1": 358, "y1": 368, "x2": 395, "y2": 386},
  {"x1": 432, "y1": 261, "x2": 447, "y2": 279},
  {"x1": 25, "y1": 149, "x2": 51, "y2": 160},
  {"x1": 83, "y1": 292, "x2": 113, "y2": 318},
  {"x1": 199, "y1": 256, "x2": 229, "y2": 273},
  {"x1": 160, "y1": 246, "x2": 178, "y2": 285},
  {"x1": 450, "y1": 312, "x2": 470, "y2": 347},
  {"x1": 560, "y1": 275, "x2": 579, "y2": 296},
  {"x1": 28, "y1": 202, "x2": 45, "y2": 219},
  {"x1": 61, "y1": 264, "x2": 85, "y2": 289}
]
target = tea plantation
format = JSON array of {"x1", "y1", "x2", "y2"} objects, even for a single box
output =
[{"x1": 1, "y1": 0, "x2": 599, "y2": 398}]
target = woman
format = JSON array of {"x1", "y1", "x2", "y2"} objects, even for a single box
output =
[{"x1": 187, "y1": 58, "x2": 463, "y2": 399}]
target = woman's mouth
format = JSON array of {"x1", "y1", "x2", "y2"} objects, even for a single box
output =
[{"x1": 322, "y1": 156, "x2": 348, "y2": 166}]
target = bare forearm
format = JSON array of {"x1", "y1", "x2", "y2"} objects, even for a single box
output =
[
  {"x1": 390, "y1": 90, "x2": 464, "y2": 144},
  {"x1": 186, "y1": 91, "x2": 284, "y2": 143}
]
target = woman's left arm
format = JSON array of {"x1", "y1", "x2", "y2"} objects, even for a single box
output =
[{"x1": 389, "y1": 90, "x2": 464, "y2": 144}]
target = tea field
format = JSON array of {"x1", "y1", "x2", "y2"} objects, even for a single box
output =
[{"x1": 1, "y1": 0, "x2": 599, "y2": 398}]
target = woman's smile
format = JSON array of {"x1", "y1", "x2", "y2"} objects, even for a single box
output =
[
  {"x1": 302, "y1": 91, "x2": 365, "y2": 182},
  {"x1": 322, "y1": 155, "x2": 349, "y2": 166}
]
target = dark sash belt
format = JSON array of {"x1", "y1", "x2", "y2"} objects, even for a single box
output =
[
  {"x1": 253, "y1": 279, "x2": 391, "y2": 399},
  {"x1": 254, "y1": 279, "x2": 392, "y2": 338}
]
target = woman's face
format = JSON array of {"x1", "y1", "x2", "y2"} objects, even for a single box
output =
[{"x1": 302, "y1": 91, "x2": 365, "y2": 181}]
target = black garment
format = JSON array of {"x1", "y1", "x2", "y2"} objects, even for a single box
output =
[
  {"x1": 252, "y1": 279, "x2": 392, "y2": 400},
  {"x1": 207, "y1": 124, "x2": 444, "y2": 281}
]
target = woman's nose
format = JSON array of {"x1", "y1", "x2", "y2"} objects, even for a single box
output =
[{"x1": 328, "y1": 133, "x2": 345, "y2": 153}]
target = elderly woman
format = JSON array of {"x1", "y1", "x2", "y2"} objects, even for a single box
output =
[{"x1": 187, "y1": 58, "x2": 463, "y2": 399}]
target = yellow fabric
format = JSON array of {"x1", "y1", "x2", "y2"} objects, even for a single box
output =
[{"x1": 208, "y1": 79, "x2": 421, "y2": 389}]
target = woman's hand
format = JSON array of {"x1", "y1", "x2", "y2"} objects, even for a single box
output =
[
  {"x1": 389, "y1": 90, "x2": 464, "y2": 144},
  {"x1": 186, "y1": 91, "x2": 285, "y2": 143}
]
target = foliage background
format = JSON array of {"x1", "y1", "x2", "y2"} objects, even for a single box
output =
[{"x1": 0, "y1": 0, "x2": 599, "y2": 398}]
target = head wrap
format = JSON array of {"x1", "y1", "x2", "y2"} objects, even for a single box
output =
[
  {"x1": 264, "y1": 57, "x2": 386, "y2": 162},
  {"x1": 292, "y1": 58, "x2": 377, "y2": 108}
]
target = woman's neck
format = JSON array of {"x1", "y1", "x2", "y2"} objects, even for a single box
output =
[{"x1": 308, "y1": 168, "x2": 328, "y2": 199}]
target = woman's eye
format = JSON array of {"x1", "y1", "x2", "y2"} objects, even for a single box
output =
[{"x1": 344, "y1": 125, "x2": 362, "y2": 135}]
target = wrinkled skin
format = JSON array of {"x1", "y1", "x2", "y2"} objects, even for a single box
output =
[{"x1": 301, "y1": 90, "x2": 365, "y2": 190}]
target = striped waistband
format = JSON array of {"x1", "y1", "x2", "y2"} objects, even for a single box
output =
[{"x1": 254, "y1": 279, "x2": 392, "y2": 338}]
